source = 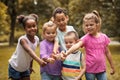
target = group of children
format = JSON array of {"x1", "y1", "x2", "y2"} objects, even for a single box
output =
[{"x1": 8, "y1": 7, "x2": 115, "y2": 80}]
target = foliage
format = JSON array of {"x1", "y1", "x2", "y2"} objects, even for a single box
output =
[
  {"x1": 0, "y1": 2, "x2": 9, "y2": 35},
  {"x1": 0, "y1": 0, "x2": 120, "y2": 43}
]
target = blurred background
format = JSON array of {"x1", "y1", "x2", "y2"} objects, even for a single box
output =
[{"x1": 0, "y1": 0, "x2": 120, "y2": 80}]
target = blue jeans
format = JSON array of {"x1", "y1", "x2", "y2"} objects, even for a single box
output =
[
  {"x1": 8, "y1": 64, "x2": 30, "y2": 79},
  {"x1": 41, "y1": 72, "x2": 61, "y2": 80},
  {"x1": 85, "y1": 72, "x2": 107, "y2": 80}
]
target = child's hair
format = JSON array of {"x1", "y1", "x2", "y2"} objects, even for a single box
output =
[
  {"x1": 17, "y1": 14, "x2": 38, "y2": 28},
  {"x1": 52, "y1": 7, "x2": 68, "y2": 18},
  {"x1": 83, "y1": 10, "x2": 102, "y2": 31},
  {"x1": 83, "y1": 10, "x2": 101, "y2": 25},
  {"x1": 64, "y1": 31, "x2": 79, "y2": 41},
  {"x1": 42, "y1": 21, "x2": 57, "y2": 34}
]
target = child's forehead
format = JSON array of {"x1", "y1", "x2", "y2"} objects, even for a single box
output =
[
  {"x1": 84, "y1": 18, "x2": 96, "y2": 24},
  {"x1": 45, "y1": 26, "x2": 56, "y2": 31},
  {"x1": 64, "y1": 35, "x2": 75, "y2": 40},
  {"x1": 55, "y1": 13, "x2": 66, "y2": 18},
  {"x1": 26, "y1": 19, "x2": 36, "y2": 25}
]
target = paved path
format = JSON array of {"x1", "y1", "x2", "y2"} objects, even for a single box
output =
[{"x1": 109, "y1": 41, "x2": 120, "y2": 45}]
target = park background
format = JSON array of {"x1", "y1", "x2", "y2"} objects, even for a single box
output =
[{"x1": 0, "y1": 0, "x2": 120, "y2": 80}]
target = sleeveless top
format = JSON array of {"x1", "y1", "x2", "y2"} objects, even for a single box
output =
[
  {"x1": 9, "y1": 35, "x2": 39, "y2": 72},
  {"x1": 62, "y1": 51, "x2": 82, "y2": 80}
]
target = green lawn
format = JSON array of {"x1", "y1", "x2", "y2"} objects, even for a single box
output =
[{"x1": 0, "y1": 44, "x2": 120, "y2": 80}]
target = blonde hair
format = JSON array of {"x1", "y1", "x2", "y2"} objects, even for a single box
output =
[
  {"x1": 64, "y1": 31, "x2": 79, "y2": 41},
  {"x1": 42, "y1": 21, "x2": 57, "y2": 33},
  {"x1": 83, "y1": 10, "x2": 102, "y2": 32}
]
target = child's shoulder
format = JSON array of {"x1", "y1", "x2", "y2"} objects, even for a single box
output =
[
  {"x1": 66, "y1": 25, "x2": 74, "y2": 29},
  {"x1": 18, "y1": 35, "x2": 26, "y2": 40}
]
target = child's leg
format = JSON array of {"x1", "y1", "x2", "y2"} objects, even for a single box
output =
[
  {"x1": 50, "y1": 75, "x2": 61, "y2": 80},
  {"x1": 21, "y1": 76, "x2": 30, "y2": 80},
  {"x1": 8, "y1": 64, "x2": 30, "y2": 80},
  {"x1": 85, "y1": 72, "x2": 95, "y2": 80},
  {"x1": 96, "y1": 71, "x2": 107, "y2": 80},
  {"x1": 41, "y1": 72, "x2": 51, "y2": 80},
  {"x1": 8, "y1": 64, "x2": 21, "y2": 80}
]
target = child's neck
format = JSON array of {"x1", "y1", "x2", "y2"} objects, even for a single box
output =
[
  {"x1": 59, "y1": 27, "x2": 66, "y2": 32},
  {"x1": 27, "y1": 35, "x2": 35, "y2": 43},
  {"x1": 46, "y1": 39, "x2": 54, "y2": 43},
  {"x1": 91, "y1": 32, "x2": 100, "y2": 38}
]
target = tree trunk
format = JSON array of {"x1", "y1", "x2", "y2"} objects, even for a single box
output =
[
  {"x1": 9, "y1": 14, "x2": 16, "y2": 46},
  {"x1": 8, "y1": 0, "x2": 17, "y2": 46}
]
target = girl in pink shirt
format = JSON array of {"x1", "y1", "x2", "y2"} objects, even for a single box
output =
[{"x1": 64, "y1": 10, "x2": 115, "y2": 80}]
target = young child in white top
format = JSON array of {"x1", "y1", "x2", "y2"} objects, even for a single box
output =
[
  {"x1": 8, "y1": 14, "x2": 46, "y2": 80},
  {"x1": 52, "y1": 7, "x2": 76, "y2": 53}
]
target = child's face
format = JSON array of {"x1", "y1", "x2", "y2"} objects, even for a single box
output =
[
  {"x1": 84, "y1": 19, "x2": 98, "y2": 35},
  {"x1": 64, "y1": 36, "x2": 76, "y2": 49},
  {"x1": 54, "y1": 13, "x2": 68, "y2": 32},
  {"x1": 44, "y1": 26, "x2": 57, "y2": 42},
  {"x1": 25, "y1": 19, "x2": 37, "y2": 37}
]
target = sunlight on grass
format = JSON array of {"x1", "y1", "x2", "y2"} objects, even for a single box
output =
[{"x1": 0, "y1": 44, "x2": 120, "y2": 80}]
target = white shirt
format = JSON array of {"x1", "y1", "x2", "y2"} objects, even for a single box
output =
[
  {"x1": 9, "y1": 35, "x2": 39, "y2": 72},
  {"x1": 57, "y1": 25, "x2": 75, "y2": 51}
]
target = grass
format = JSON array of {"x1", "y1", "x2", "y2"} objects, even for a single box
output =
[{"x1": 0, "y1": 44, "x2": 120, "y2": 80}]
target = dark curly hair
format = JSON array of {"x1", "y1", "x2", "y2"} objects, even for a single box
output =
[
  {"x1": 17, "y1": 14, "x2": 38, "y2": 28},
  {"x1": 52, "y1": 7, "x2": 68, "y2": 18}
]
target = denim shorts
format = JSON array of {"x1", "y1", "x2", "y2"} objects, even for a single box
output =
[
  {"x1": 41, "y1": 72, "x2": 61, "y2": 80},
  {"x1": 85, "y1": 71, "x2": 107, "y2": 80},
  {"x1": 8, "y1": 64, "x2": 30, "y2": 79}
]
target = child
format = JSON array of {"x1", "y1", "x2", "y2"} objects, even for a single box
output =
[
  {"x1": 61, "y1": 31, "x2": 86, "y2": 80},
  {"x1": 8, "y1": 14, "x2": 46, "y2": 80},
  {"x1": 53, "y1": 7, "x2": 76, "y2": 52},
  {"x1": 64, "y1": 10, "x2": 115, "y2": 80},
  {"x1": 40, "y1": 21, "x2": 62, "y2": 80}
]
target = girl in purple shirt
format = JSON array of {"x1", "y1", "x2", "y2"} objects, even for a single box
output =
[
  {"x1": 64, "y1": 10, "x2": 115, "y2": 80},
  {"x1": 40, "y1": 21, "x2": 62, "y2": 80}
]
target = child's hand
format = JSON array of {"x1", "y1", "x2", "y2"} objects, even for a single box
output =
[
  {"x1": 61, "y1": 55, "x2": 66, "y2": 61},
  {"x1": 110, "y1": 67, "x2": 115, "y2": 75},
  {"x1": 39, "y1": 59, "x2": 47, "y2": 67},
  {"x1": 29, "y1": 68, "x2": 35, "y2": 74},
  {"x1": 60, "y1": 51, "x2": 67, "y2": 61},
  {"x1": 61, "y1": 51, "x2": 67, "y2": 57},
  {"x1": 52, "y1": 54, "x2": 61, "y2": 60},
  {"x1": 47, "y1": 58, "x2": 55, "y2": 64},
  {"x1": 53, "y1": 50, "x2": 59, "y2": 55}
]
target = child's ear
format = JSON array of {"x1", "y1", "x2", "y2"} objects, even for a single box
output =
[{"x1": 66, "y1": 15, "x2": 69, "y2": 21}]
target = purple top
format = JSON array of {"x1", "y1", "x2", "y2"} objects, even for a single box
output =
[
  {"x1": 81, "y1": 33, "x2": 110, "y2": 73},
  {"x1": 40, "y1": 39, "x2": 62, "y2": 75}
]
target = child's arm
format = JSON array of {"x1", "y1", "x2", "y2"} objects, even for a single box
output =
[
  {"x1": 20, "y1": 39, "x2": 47, "y2": 66},
  {"x1": 65, "y1": 41, "x2": 83, "y2": 56},
  {"x1": 75, "y1": 53, "x2": 86, "y2": 80},
  {"x1": 43, "y1": 57, "x2": 55, "y2": 64},
  {"x1": 105, "y1": 46, "x2": 115, "y2": 75},
  {"x1": 53, "y1": 39, "x2": 59, "y2": 54}
]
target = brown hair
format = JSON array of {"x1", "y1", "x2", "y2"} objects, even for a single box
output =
[
  {"x1": 42, "y1": 21, "x2": 57, "y2": 34},
  {"x1": 64, "y1": 31, "x2": 79, "y2": 41}
]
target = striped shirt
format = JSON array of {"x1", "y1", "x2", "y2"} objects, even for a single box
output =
[{"x1": 62, "y1": 51, "x2": 82, "y2": 80}]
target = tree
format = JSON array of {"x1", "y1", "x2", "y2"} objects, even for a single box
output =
[
  {"x1": 0, "y1": 2, "x2": 9, "y2": 36},
  {"x1": 1, "y1": 0, "x2": 18, "y2": 46}
]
